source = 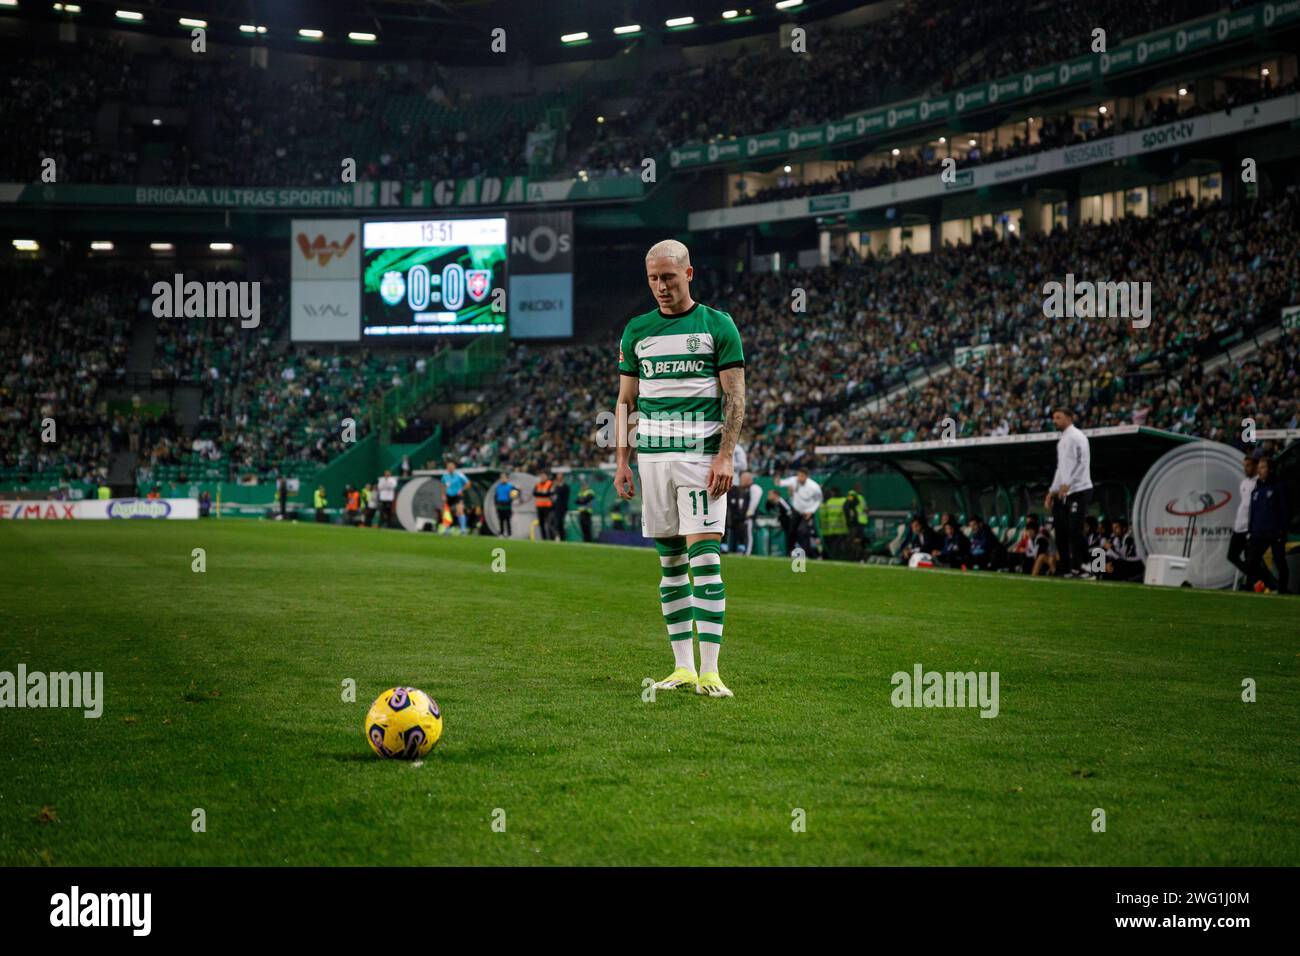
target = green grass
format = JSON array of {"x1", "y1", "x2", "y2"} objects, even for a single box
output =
[{"x1": 1, "y1": 521, "x2": 1297, "y2": 866}]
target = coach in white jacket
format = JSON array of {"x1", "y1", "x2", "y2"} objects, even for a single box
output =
[
  {"x1": 778, "y1": 468, "x2": 824, "y2": 558},
  {"x1": 1044, "y1": 407, "x2": 1093, "y2": 577}
]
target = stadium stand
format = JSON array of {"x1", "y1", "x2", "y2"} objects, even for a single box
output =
[
  {"x1": 13, "y1": 190, "x2": 1286, "y2": 488},
  {"x1": 0, "y1": 0, "x2": 1229, "y2": 187},
  {"x1": 445, "y1": 191, "x2": 1300, "y2": 474},
  {"x1": 577, "y1": 0, "x2": 1224, "y2": 177},
  {"x1": 0, "y1": 260, "x2": 433, "y2": 491},
  {"x1": 736, "y1": 73, "x2": 1300, "y2": 206}
]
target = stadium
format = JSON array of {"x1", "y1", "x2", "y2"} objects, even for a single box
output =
[{"x1": 0, "y1": 0, "x2": 1297, "y2": 921}]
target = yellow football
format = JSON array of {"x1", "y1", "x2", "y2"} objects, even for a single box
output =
[{"x1": 365, "y1": 687, "x2": 443, "y2": 759}]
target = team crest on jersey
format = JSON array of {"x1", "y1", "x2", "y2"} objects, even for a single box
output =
[
  {"x1": 686, "y1": 334, "x2": 701, "y2": 352},
  {"x1": 466, "y1": 269, "x2": 491, "y2": 302}
]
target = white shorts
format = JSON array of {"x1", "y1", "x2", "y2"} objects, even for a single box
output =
[{"x1": 639, "y1": 457, "x2": 727, "y2": 539}]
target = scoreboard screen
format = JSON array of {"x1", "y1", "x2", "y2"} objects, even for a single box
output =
[{"x1": 361, "y1": 218, "x2": 507, "y2": 336}]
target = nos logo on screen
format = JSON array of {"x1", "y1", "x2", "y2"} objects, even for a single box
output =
[{"x1": 511, "y1": 225, "x2": 571, "y2": 264}]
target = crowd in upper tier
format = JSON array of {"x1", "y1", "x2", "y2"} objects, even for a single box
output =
[{"x1": 2, "y1": 0, "x2": 1227, "y2": 188}]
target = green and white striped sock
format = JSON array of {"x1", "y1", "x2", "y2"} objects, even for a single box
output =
[
  {"x1": 655, "y1": 537, "x2": 695, "y2": 671},
  {"x1": 689, "y1": 540, "x2": 724, "y2": 671}
]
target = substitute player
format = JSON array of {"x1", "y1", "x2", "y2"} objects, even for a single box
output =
[{"x1": 613, "y1": 239, "x2": 746, "y2": 698}]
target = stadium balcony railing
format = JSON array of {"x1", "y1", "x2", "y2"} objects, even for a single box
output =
[
  {"x1": 654, "y1": 1, "x2": 1289, "y2": 179},
  {"x1": 368, "y1": 335, "x2": 508, "y2": 442}
]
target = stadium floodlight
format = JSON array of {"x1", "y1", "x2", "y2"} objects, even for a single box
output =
[
  {"x1": 560, "y1": 32, "x2": 589, "y2": 43},
  {"x1": 0, "y1": 1, "x2": 20, "y2": 7},
  {"x1": 54, "y1": 3, "x2": 84, "y2": 10},
  {"x1": 666, "y1": 17, "x2": 694, "y2": 27},
  {"x1": 596, "y1": 116, "x2": 605, "y2": 124},
  {"x1": 298, "y1": 28, "x2": 323, "y2": 39},
  {"x1": 209, "y1": 242, "x2": 234, "y2": 251},
  {"x1": 348, "y1": 32, "x2": 377, "y2": 42},
  {"x1": 239, "y1": 24, "x2": 268, "y2": 34},
  {"x1": 613, "y1": 25, "x2": 641, "y2": 35},
  {"x1": 722, "y1": 9, "x2": 739, "y2": 18},
  {"x1": 90, "y1": 241, "x2": 114, "y2": 251},
  {"x1": 115, "y1": 9, "x2": 143, "y2": 21},
  {"x1": 178, "y1": 17, "x2": 206, "y2": 28},
  {"x1": 151, "y1": 118, "x2": 161, "y2": 126},
  {"x1": 149, "y1": 242, "x2": 174, "y2": 251},
  {"x1": 12, "y1": 239, "x2": 40, "y2": 251},
  {"x1": 774, "y1": 0, "x2": 803, "y2": 10}
]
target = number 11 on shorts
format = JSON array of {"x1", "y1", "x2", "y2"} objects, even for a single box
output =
[{"x1": 688, "y1": 490, "x2": 710, "y2": 516}]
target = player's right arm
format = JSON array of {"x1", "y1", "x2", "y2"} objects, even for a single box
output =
[{"x1": 614, "y1": 331, "x2": 639, "y2": 500}]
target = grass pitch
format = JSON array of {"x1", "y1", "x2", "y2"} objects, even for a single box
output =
[{"x1": 1, "y1": 520, "x2": 1297, "y2": 866}]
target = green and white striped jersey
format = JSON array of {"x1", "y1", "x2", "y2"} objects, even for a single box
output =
[{"x1": 618, "y1": 302, "x2": 744, "y2": 460}]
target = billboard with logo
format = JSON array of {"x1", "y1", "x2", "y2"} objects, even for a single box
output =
[
  {"x1": 1132, "y1": 441, "x2": 1243, "y2": 589},
  {"x1": 508, "y1": 209, "x2": 573, "y2": 339},
  {"x1": 361, "y1": 217, "x2": 507, "y2": 337},
  {"x1": 291, "y1": 218, "x2": 362, "y2": 342},
  {"x1": 0, "y1": 498, "x2": 199, "y2": 520}
]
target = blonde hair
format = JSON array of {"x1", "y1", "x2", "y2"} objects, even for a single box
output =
[{"x1": 645, "y1": 239, "x2": 691, "y2": 267}]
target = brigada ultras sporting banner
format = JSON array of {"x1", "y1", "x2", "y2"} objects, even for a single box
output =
[
  {"x1": 0, "y1": 177, "x2": 529, "y2": 209},
  {"x1": 0, "y1": 499, "x2": 199, "y2": 520},
  {"x1": 666, "y1": 0, "x2": 1300, "y2": 170},
  {"x1": 1131, "y1": 441, "x2": 1244, "y2": 589}
]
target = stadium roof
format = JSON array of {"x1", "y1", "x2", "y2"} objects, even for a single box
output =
[
  {"x1": 15, "y1": 0, "x2": 869, "y2": 63},
  {"x1": 817, "y1": 426, "x2": 1204, "y2": 489}
]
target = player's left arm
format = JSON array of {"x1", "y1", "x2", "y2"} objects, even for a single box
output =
[{"x1": 709, "y1": 366, "x2": 745, "y2": 498}]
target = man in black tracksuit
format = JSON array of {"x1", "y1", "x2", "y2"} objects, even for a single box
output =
[
  {"x1": 575, "y1": 481, "x2": 595, "y2": 542},
  {"x1": 550, "y1": 472, "x2": 571, "y2": 542},
  {"x1": 1248, "y1": 456, "x2": 1290, "y2": 594},
  {"x1": 766, "y1": 488, "x2": 795, "y2": 556}
]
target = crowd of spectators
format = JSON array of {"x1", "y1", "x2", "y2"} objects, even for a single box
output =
[
  {"x1": 736, "y1": 73, "x2": 1300, "y2": 206},
  {"x1": 0, "y1": 264, "x2": 132, "y2": 484},
  {"x1": 446, "y1": 191, "x2": 1300, "y2": 476},
  {"x1": 578, "y1": 0, "x2": 1224, "y2": 177},
  {"x1": 139, "y1": 291, "x2": 427, "y2": 483},
  {"x1": 0, "y1": 260, "x2": 430, "y2": 489},
  {"x1": 4, "y1": 191, "x2": 1297, "y2": 493},
  {"x1": 0, "y1": 33, "x2": 543, "y2": 187},
  {"x1": 2, "y1": 0, "x2": 1231, "y2": 188}
]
